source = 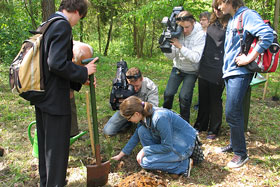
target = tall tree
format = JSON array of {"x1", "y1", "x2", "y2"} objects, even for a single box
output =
[
  {"x1": 41, "y1": 0, "x2": 55, "y2": 21},
  {"x1": 104, "y1": 9, "x2": 114, "y2": 56}
]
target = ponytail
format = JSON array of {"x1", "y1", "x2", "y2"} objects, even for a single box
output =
[{"x1": 120, "y1": 96, "x2": 153, "y2": 118}]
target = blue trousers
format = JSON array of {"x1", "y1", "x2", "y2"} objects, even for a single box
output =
[
  {"x1": 138, "y1": 126, "x2": 190, "y2": 174},
  {"x1": 103, "y1": 111, "x2": 130, "y2": 136},
  {"x1": 163, "y1": 67, "x2": 197, "y2": 122},
  {"x1": 224, "y1": 74, "x2": 253, "y2": 157}
]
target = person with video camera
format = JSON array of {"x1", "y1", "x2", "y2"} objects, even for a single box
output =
[
  {"x1": 163, "y1": 10, "x2": 206, "y2": 122},
  {"x1": 103, "y1": 67, "x2": 158, "y2": 136}
]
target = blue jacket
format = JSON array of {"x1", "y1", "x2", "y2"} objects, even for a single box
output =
[
  {"x1": 223, "y1": 6, "x2": 274, "y2": 78},
  {"x1": 122, "y1": 107, "x2": 197, "y2": 160}
]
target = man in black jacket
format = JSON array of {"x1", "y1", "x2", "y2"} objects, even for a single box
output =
[{"x1": 32, "y1": 0, "x2": 97, "y2": 186}]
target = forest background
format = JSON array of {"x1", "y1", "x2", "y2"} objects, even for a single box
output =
[{"x1": 0, "y1": 0, "x2": 280, "y2": 186}]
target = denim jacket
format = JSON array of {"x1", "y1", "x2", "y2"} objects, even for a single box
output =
[
  {"x1": 122, "y1": 107, "x2": 197, "y2": 160},
  {"x1": 223, "y1": 6, "x2": 274, "y2": 78}
]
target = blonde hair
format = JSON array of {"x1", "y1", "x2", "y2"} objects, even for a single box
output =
[{"x1": 120, "y1": 96, "x2": 153, "y2": 118}]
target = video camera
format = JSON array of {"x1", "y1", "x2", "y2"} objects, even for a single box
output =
[
  {"x1": 109, "y1": 60, "x2": 135, "y2": 110},
  {"x1": 158, "y1": 6, "x2": 184, "y2": 53}
]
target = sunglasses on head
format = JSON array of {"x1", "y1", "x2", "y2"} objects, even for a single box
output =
[
  {"x1": 126, "y1": 74, "x2": 141, "y2": 80},
  {"x1": 175, "y1": 15, "x2": 194, "y2": 21}
]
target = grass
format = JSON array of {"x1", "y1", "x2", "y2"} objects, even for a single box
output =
[{"x1": 0, "y1": 56, "x2": 280, "y2": 186}]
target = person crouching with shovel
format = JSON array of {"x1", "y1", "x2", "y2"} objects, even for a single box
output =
[{"x1": 111, "y1": 96, "x2": 204, "y2": 177}]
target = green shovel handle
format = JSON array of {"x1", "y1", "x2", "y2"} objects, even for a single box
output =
[{"x1": 89, "y1": 74, "x2": 99, "y2": 145}]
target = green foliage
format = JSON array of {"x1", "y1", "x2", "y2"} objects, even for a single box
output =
[
  {"x1": 0, "y1": 0, "x2": 41, "y2": 65},
  {"x1": 1, "y1": 0, "x2": 279, "y2": 62}
]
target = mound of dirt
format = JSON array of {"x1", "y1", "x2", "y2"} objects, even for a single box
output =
[{"x1": 118, "y1": 170, "x2": 167, "y2": 187}]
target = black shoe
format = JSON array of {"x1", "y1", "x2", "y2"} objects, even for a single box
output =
[
  {"x1": 216, "y1": 145, "x2": 233, "y2": 153},
  {"x1": 227, "y1": 155, "x2": 249, "y2": 168}
]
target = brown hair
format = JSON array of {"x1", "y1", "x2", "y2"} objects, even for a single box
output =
[
  {"x1": 126, "y1": 67, "x2": 142, "y2": 82},
  {"x1": 59, "y1": 0, "x2": 89, "y2": 19},
  {"x1": 216, "y1": 0, "x2": 244, "y2": 11},
  {"x1": 120, "y1": 96, "x2": 153, "y2": 118},
  {"x1": 210, "y1": 0, "x2": 230, "y2": 28},
  {"x1": 199, "y1": 11, "x2": 211, "y2": 21}
]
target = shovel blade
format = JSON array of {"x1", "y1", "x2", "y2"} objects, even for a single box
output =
[{"x1": 87, "y1": 160, "x2": 110, "y2": 187}]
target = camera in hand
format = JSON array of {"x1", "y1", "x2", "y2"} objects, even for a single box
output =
[
  {"x1": 110, "y1": 60, "x2": 135, "y2": 110},
  {"x1": 158, "y1": 6, "x2": 184, "y2": 53}
]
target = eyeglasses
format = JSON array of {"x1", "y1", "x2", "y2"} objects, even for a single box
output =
[
  {"x1": 126, "y1": 74, "x2": 141, "y2": 80},
  {"x1": 175, "y1": 15, "x2": 194, "y2": 22},
  {"x1": 125, "y1": 113, "x2": 134, "y2": 121}
]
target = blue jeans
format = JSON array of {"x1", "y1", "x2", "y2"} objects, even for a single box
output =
[
  {"x1": 163, "y1": 67, "x2": 197, "y2": 122},
  {"x1": 138, "y1": 126, "x2": 189, "y2": 174},
  {"x1": 225, "y1": 74, "x2": 253, "y2": 157},
  {"x1": 103, "y1": 111, "x2": 130, "y2": 136}
]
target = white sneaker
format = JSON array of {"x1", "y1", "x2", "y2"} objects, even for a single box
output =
[
  {"x1": 227, "y1": 155, "x2": 249, "y2": 168},
  {"x1": 185, "y1": 158, "x2": 193, "y2": 177}
]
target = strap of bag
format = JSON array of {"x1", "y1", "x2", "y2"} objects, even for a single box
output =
[
  {"x1": 237, "y1": 11, "x2": 246, "y2": 54},
  {"x1": 29, "y1": 16, "x2": 65, "y2": 35}
]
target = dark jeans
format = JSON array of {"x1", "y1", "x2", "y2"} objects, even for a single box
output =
[
  {"x1": 163, "y1": 67, "x2": 197, "y2": 122},
  {"x1": 225, "y1": 74, "x2": 253, "y2": 157},
  {"x1": 194, "y1": 77, "x2": 224, "y2": 135}
]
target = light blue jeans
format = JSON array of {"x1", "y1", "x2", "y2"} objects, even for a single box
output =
[
  {"x1": 103, "y1": 111, "x2": 130, "y2": 136},
  {"x1": 163, "y1": 67, "x2": 197, "y2": 122},
  {"x1": 225, "y1": 73, "x2": 253, "y2": 157},
  {"x1": 138, "y1": 125, "x2": 190, "y2": 174}
]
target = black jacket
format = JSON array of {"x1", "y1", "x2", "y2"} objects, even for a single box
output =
[
  {"x1": 33, "y1": 14, "x2": 88, "y2": 115},
  {"x1": 199, "y1": 20, "x2": 226, "y2": 85}
]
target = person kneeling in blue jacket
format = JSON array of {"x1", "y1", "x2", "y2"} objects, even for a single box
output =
[{"x1": 111, "y1": 96, "x2": 203, "y2": 177}]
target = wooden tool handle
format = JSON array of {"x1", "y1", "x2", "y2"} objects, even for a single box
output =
[{"x1": 86, "y1": 91, "x2": 95, "y2": 157}]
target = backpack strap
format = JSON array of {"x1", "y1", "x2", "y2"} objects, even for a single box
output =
[
  {"x1": 29, "y1": 16, "x2": 65, "y2": 35},
  {"x1": 237, "y1": 11, "x2": 246, "y2": 54}
]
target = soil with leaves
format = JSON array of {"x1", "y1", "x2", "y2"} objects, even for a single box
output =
[{"x1": 0, "y1": 62, "x2": 279, "y2": 187}]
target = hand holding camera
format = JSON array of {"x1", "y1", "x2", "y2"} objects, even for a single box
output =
[{"x1": 158, "y1": 6, "x2": 184, "y2": 53}]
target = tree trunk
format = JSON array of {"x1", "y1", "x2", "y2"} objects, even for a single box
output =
[
  {"x1": 97, "y1": 14, "x2": 102, "y2": 53},
  {"x1": 133, "y1": 18, "x2": 139, "y2": 57},
  {"x1": 80, "y1": 20, "x2": 84, "y2": 42},
  {"x1": 133, "y1": 0, "x2": 139, "y2": 57},
  {"x1": 104, "y1": 11, "x2": 114, "y2": 56},
  {"x1": 23, "y1": 0, "x2": 37, "y2": 29},
  {"x1": 41, "y1": 0, "x2": 55, "y2": 22},
  {"x1": 138, "y1": 23, "x2": 146, "y2": 58},
  {"x1": 150, "y1": 19, "x2": 156, "y2": 57}
]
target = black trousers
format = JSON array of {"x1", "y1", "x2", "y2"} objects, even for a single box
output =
[
  {"x1": 194, "y1": 78, "x2": 224, "y2": 134},
  {"x1": 35, "y1": 107, "x2": 71, "y2": 187}
]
